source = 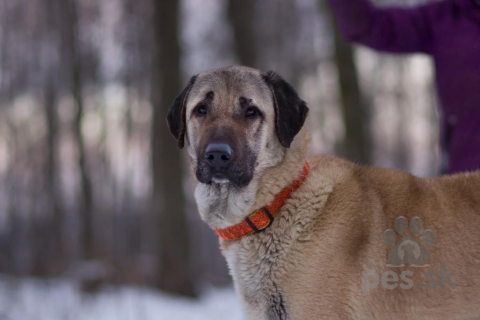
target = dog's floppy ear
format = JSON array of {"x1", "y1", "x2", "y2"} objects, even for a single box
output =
[
  {"x1": 166, "y1": 75, "x2": 198, "y2": 149},
  {"x1": 262, "y1": 71, "x2": 309, "y2": 148}
]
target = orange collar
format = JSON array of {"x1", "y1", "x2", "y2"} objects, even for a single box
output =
[{"x1": 214, "y1": 161, "x2": 310, "y2": 241}]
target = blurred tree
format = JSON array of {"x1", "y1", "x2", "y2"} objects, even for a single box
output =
[
  {"x1": 44, "y1": 0, "x2": 65, "y2": 269},
  {"x1": 43, "y1": 74, "x2": 65, "y2": 267},
  {"x1": 256, "y1": 1, "x2": 305, "y2": 88},
  {"x1": 328, "y1": 9, "x2": 372, "y2": 165},
  {"x1": 228, "y1": 0, "x2": 258, "y2": 68},
  {"x1": 61, "y1": 0, "x2": 95, "y2": 260},
  {"x1": 152, "y1": 0, "x2": 196, "y2": 296}
]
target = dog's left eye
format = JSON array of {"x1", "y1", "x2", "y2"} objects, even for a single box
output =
[
  {"x1": 245, "y1": 108, "x2": 257, "y2": 118},
  {"x1": 196, "y1": 105, "x2": 207, "y2": 116}
]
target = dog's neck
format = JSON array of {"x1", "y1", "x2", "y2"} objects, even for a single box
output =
[{"x1": 193, "y1": 130, "x2": 310, "y2": 229}]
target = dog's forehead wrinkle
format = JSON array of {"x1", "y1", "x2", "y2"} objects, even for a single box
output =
[
  {"x1": 191, "y1": 68, "x2": 270, "y2": 106},
  {"x1": 202, "y1": 91, "x2": 214, "y2": 103}
]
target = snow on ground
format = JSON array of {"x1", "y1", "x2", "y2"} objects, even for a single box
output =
[{"x1": 0, "y1": 276, "x2": 243, "y2": 320}]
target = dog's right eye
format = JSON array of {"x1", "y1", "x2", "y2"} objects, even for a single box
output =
[{"x1": 195, "y1": 105, "x2": 207, "y2": 116}]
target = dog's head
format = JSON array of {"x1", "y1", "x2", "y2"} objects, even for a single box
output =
[{"x1": 167, "y1": 66, "x2": 309, "y2": 188}]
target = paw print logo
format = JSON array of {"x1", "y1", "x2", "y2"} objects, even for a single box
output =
[{"x1": 383, "y1": 216, "x2": 435, "y2": 267}]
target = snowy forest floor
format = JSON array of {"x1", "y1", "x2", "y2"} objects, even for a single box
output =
[{"x1": 0, "y1": 275, "x2": 243, "y2": 320}]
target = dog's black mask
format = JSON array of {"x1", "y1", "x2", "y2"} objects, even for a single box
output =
[{"x1": 195, "y1": 127, "x2": 256, "y2": 187}]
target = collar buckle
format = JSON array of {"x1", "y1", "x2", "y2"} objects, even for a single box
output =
[{"x1": 244, "y1": 207, "x2": 274, "y2": 234}]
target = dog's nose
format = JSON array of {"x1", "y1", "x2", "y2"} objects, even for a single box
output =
[{"x1": 205, "y1": 143, "x2": 233, "y2": 169}]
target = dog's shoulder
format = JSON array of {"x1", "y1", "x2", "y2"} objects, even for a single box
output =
[{"x1": 306, "y1": 154, "x2": 366, "y2": 193}]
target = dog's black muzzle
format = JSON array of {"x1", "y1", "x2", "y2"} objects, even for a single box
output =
[{"x1": 196, "y1": 142, "x2": 254, "y2": 187}]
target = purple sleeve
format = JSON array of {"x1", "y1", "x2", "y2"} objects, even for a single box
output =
[{"x1": 327, "y1": 0, "x2": 443, "y2": 54}]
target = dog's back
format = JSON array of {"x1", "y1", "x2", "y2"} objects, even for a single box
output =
[{"x1": 286, "y1": 156, "x2": 480, "y2": 319}]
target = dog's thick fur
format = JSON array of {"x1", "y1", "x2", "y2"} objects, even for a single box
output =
[{"x1": 167, "y1": 66, "x2": 480, "y2": 319}]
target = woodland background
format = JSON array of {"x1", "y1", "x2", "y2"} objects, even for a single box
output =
[{"x1": 0, "y1": 0, "x2": 440, "y2": 316}]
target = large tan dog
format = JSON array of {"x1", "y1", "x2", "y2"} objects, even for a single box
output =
[{"x1": 167, "y1": 66, "x2": 480, "y2": 319}]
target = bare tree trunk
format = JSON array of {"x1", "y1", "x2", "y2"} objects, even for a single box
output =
[
  {"x1": 61, "y1": 0, "x2": 95, "y2": 260},
  {"x1": 427, "y1": 78, "x2": 440, "y2": 176},
  {"x1": 228, "y1": 0, "x2": 257, "y2": 68},
  {"x1": 152, "y1": 0, "x2": 196, "y2": 296},
  {"x1": 43, "y1": 75, "x2": 64, "y2": 269},
  {"x1": 3, "y1": 108, "x2": 20, "y2": 274},
  {"x1": 330, "y1": 13, "x2": 372, "y2": 164},
  {"x1": 393, "y1": 61, "x2": 410, "y2": 171}
]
